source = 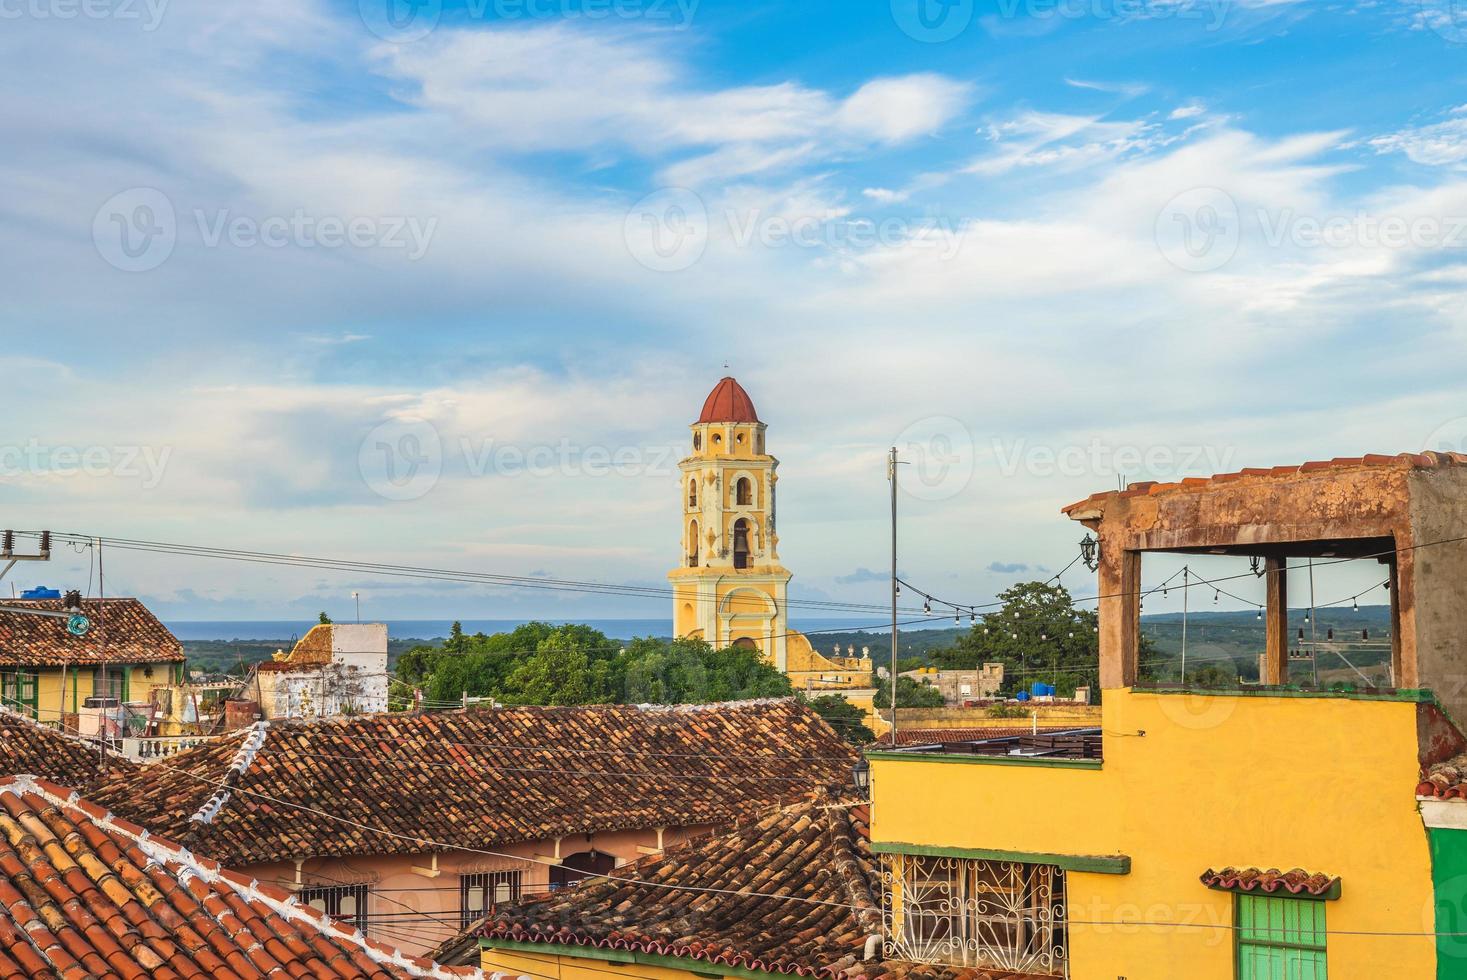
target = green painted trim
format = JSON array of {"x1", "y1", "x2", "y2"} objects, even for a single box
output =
[
  {"x1": 864, "y1": 749, "x2": 1102, "y2": 770},
  {"x1": 1205, "y1": 880, "x2": 1341, "y2": 902},
  {"x1": 870, "y1": 841, "x2": 1130, "y2": 875},
  {"x1": 479, "y1": 937, "x2": 803, "y2": 980},
  {"x1": 1134, "y1": 684, "x2": 1435, "y2": 704}
]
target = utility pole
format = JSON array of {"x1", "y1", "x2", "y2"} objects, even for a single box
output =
[
  {"x1": 888, "y1": 447, "x2": 900, "y2": 746},
  {"x1": 1180, "y1": 565, "x2": 1189, "y2": 685},
  {"x1": 97, "y1": 537, "x2": 108, "y2": 771},
  {"x1": 352, "y1": 591, "x2": 361, "y2": 623}
]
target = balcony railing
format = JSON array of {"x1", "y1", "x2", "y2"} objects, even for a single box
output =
[
  {"x1": 889, "y1": 728, "x2": 1103, "y2": 761},
  {"x1": 115, "y1": 735, "x2": 218, "y2": 763}
]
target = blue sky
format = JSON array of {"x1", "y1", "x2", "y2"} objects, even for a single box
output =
[{"x1": 3, "y1": 0, "x2": 1466, "y2": 622}]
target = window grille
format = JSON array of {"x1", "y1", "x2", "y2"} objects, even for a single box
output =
[
  {"x1": 460, "y1": 871, "x2": 522, "y2": 928},
  {"x1": 300, "y1": 884, "x2": 369, "y2": 934},
  {"x1": 882, "y1": 854, "x2": 1067, "y2": 976}
]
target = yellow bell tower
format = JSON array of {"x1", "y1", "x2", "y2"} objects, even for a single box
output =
[
  {"x1": 668, "y1": 377, "x2": 793, "y2": 668},
  {"x1": 669, "y1": 377, "x2": 872, "y2": 689}
]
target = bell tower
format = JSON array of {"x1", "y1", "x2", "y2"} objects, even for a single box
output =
[{"x1": 669, "y1": 377, "x2": 793, "y2": 670}]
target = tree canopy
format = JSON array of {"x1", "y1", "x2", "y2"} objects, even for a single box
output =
[
  {"x1": 932, "y1": 580, "x2": 1138, "y2": 698},
  {"x1": 395, "y1": 622, "x2": 794, "y2": 708}
]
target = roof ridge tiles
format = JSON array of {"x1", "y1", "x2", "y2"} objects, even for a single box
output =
[
  {"x1": 1061, "y1": 450, "x2": 1467, "y2": 515},
  {"x1": 0, "y1": 777, "x2": 482, "y2": 979}
]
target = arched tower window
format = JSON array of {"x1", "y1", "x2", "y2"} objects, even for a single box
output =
[
  {"x1": 688, "y1": 520, "x2": 699, "y2": 567},
  {"x1": 693, "y1": 432, "x2": 702, "y2": 451},
  {"x1": 688, "y1": 479, "x2": 697, "y2": 508},
  {"x1": 735, "y1": 477, "x2": 753, "y2": 506},
  {"x1": 733, "y1": 518, "x2": 751, "y2": 570}
]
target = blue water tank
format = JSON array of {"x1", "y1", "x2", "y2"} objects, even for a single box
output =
[
  {"x1": 20, "y1": 586, "x2": 60, "y2": 600},
  {"x1": 1015, "y1": 691, "x2": 1030, "y2": 702}
]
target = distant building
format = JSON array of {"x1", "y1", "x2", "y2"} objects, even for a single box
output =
[
  {"x1": 87, "y1": 698, "x2": 856, "y2": 957},
  {"x1": 253, "y1": 622, "x2": 390, "y2": 720},
  {"x1": 901, "y1": 663, "x2": 1006, "y2": 704},
  {"x1": 668, "y1": 377, "x2": 872, "y2": 690},
  {"x1": 0, "y1": 597, "x2": 185, "y2": 730}
]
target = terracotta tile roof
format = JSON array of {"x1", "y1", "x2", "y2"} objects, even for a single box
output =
[
  {"x1": 1062, "y1": 451, "x2": 1467, "y2": 516},
  {"x1": 1418, "y1": 752, "x2": 1467, "y2": 798},
  {"x1": 0, "y1": 711, "x2": 127, "y2": 787},
  {"x1": 463, "y1": 793, "x2": 1043, "y2": 980},
  {"x1": 86, "y1": 699, "x2": 857, "y2": 866},
  {"x1": 1200, "y1": 867, "x2": 1342, "y2": 899},
  {"x1": 0, "y1": 598, "x2": 184, "y2": 667},
  {"x1": 0, "y1": 775, "x2": 478, "y2": 979}
]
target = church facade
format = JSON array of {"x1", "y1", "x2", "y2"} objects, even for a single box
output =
[{"x1": 668, "y1": 377, "x2": 872, "y2": 692}]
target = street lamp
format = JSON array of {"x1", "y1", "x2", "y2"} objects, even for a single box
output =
[
  {"x1": 851, "y1": 756, "x2": 871, "y2": 792},
  {"x1": 1080, "y1": 534, "x2": 1099, "y2": 572}
]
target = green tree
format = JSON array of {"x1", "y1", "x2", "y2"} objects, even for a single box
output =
[
  {"x1": 801, "y1": 693, "x2": 874, "y2": 745},
  {"x1": 318, "y1": 611, "x2": 332, "y2": 625},
  {"x1": 934, "y1": 581, "x2": 1134, "y2": 698},
  {"x1": 504, "y1": 632, "x2": 606, "y2": 706},
  {"x1": 873, "y1": 676, "x2": 946, "y2": 709}
]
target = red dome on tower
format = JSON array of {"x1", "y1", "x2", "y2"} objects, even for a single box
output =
[{"x1": 697, "y1": 377, "x2": 760, "y2": 424}]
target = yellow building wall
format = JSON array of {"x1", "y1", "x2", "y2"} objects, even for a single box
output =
[
  {"x1": 870, "y1": 689, "x2": 1438, "y2": 979},
  {"x1": 483, "y1": 946, "x2": 709, "y2": 980}
]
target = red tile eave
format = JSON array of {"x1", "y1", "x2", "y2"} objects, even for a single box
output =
[
  {"x1": 1199, "y1": 867, "x2": 1341, "y2": 897},
  {"x1": 1060, "y1": 451, "x2": 1467, "y2": 517},
  {"x1": 480, "y1": 930, "x2": 819, "y2": 977}
]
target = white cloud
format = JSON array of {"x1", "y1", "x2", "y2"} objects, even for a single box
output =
[
  {"x1": 1367, "y1": 109, "x2": 1467, "y2": 167},
  {"x1": 835, "y1": 75, "x2": 973, "y2": 144},
  {"x1": 1170, "y1": 103, "x2": 1207, "y2": 120},
  {"x1": 967, "y1": 110, "x2": 1167, "y2": 175}
]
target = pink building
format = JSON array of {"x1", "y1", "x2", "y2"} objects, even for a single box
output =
[{"x1": 87, "y1": 699, "x2": 856, "y2": 956}]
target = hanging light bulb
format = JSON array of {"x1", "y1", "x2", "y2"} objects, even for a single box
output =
[
  {"x1": 1163, "y1": 586, "x2": 1169, "y2": 598},
  {"x1": 983, "y1": 626, "x2": 990, "y2": 635},
  {"x1": 970, "y1": 610, "x2": 977, "y2": 624},
  {"x1": 1214, "y1": 590, "x2": 1220, "y2": 604},
  {"x1": 955, "y1": 610, "x2": 961, "y2": 625},
  {"x1": 1040, "y1": 632, "x2": 1048, "y2": 641},
  {"x1": 923, "y1": 597, "x2": 932, "y2": 614},
  {"x1": 1256, "y1": 607, "x2": 1263, "y2": 620},
  {"x1": 1304, "y1": 611, "x2": 1310, "y2": 624},
  {"x1": 1352, "y1": 597, "x2": 1359, "y2": 612},
  {"x1": 1011, "y1": 632, "x2": 1018, "y2": 640},
  {"x1": 1384, "y1": 580, "x2": 1391, "y2": 592}
]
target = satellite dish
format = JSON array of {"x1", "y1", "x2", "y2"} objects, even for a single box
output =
[{"x1": 66, "y1": 614, "x2": 91, "y2": 637}]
